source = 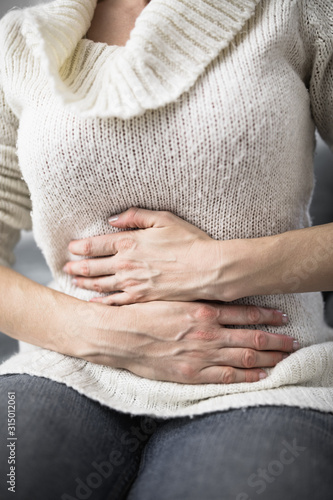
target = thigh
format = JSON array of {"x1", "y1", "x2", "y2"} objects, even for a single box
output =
[
  {"x1": 0, "y1": 374, "x2": 155, "y2": 500},
  {"x1": 127, "y1": 405, "x2": 333, "y2": 500}
]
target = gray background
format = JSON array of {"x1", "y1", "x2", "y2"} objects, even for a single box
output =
[
  {"x1": 1, "y1": 0, "x2": 40, "y2": 13},
  {"x1": 0, "y1": 0, "x2": 333, "y2": 363}
]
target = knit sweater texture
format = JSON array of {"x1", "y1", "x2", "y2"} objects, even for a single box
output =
[{"x1": 0, "y1": 0, "x2": 332, "y2": 417}]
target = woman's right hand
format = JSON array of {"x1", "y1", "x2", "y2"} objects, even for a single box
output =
[{"x1": 78, "y1": 301, "x2": 298, "y2": 384}]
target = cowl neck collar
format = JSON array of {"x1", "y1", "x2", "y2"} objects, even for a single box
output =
[{"x1": 19, "y1": 0, "x2": 260, "y2": 118}]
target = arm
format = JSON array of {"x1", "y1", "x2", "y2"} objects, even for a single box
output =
[
  {"x1": 0, "y1": 266, "x2": 299, "y2": 384},
  {"x1": 215, "y1": 224, "x2": 333, "y2": 301},
  {"x1": 0, "y1": 78, "x2": 95, "y2": 357},
  {"x1": 0, "y1": 265, "x2": 98, "y2": 355},
  {"x1": 63, "y1": 209, "x2": 333, "y2": 304}
]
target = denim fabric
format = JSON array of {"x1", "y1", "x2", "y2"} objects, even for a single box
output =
[
  {"x1": 0, "y1": 374, "x2": 332, "y2": 500},
  {"x1": 127, "y1": 403, "x2": 333, "y2": 500},
  {"x1": 0, "y1": 374, "x2": 157, "y2": 500}
]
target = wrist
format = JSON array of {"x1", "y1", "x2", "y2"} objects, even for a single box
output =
[
  {"x1": 208, "y1": 236, "x2": 277, "y2": 302},
  {"x1": 45, "y1": 293, "x2": 114, "y2": 360},
  {"x1": 206, "y1": 238, "x2": 245, "y2": 302},
  {"x1": 69, "y1": 300, "x2": 133, "y2": 369},
  {"x1": 63, "y1": 299, "x2": 116, "y2": 359}
]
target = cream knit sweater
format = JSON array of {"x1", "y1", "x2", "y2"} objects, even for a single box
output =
[{"x1": 0, "y1": 0, "x2": 332, "y2": 417}]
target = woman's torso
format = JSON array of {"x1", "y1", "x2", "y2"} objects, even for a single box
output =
[
  {"x1": 0, "y1": 0, "x2": 332, "y2": 416},
  {"x1": 13, "y1": 1, "x2": 332, "y2": 352}
]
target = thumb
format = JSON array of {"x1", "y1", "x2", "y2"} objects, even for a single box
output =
[{"x1": 108, "y1": 207, "x2": 171, "y2": 229}]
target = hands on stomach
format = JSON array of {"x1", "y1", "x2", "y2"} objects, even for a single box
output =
[
  {"x1": 63, "y1": 207, "x2": 222, "y2": 305},
  {"x1": 63, "y1": 208, "x2": 300, "y2": 384}
]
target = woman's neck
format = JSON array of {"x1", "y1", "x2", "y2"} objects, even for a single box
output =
[
  {"x1": 97, "y1": 0, "x2": 150, "y2": 8},
  {"x1": 86, "y1": 0, "x2": 151, "y2": 47}
]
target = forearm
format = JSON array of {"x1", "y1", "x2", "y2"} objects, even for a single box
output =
[
  {"x1": 216, "y1": 223, "x2": 333, "y2": 301},
  {"x1": 0, "y1": 265, "x2": 297, "y2": 384},
  {"x1": 0, "y1": 265, "x2": 103, "y2": 356},
  {"x1": 62, "y1": 208, "x2": 333, "y2": 305}
]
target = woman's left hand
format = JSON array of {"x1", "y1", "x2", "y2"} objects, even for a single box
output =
[{"x1": 63, "y1": 208, "x2": 222, "y2": 305}]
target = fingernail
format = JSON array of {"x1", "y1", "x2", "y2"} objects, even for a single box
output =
[
  {"x1": 282, "y1": 354, "x2": 289, "y2": 359},
  {"x1": 108, "y1": 215, "x2": 119, "y2": 223},
  {"x1": 259, "y1": 372, "x2": 267, "y2": 379},
  {"x1": 62, "y1": 265, "x2": 68, "y2": 273},
  {"x1": 281, "y1": 313, "x2": 289, "y2": 324},
  {"x1": 293, "y1": 340, "x2": 300, "y2": 351},
  {"x1": 72, "y1": 278, "x2": 77, "y2": 285}
]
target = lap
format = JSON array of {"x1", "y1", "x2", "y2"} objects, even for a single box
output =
[
  {"x1": 1, "y1": 374, "x2": 332, "y2": 500},
  {"x1": 127, "y1": 405, "x2": 333, "y2": 500},
  {"x1": 0, "y1": 374, "x2": 160, "y2": 500}
]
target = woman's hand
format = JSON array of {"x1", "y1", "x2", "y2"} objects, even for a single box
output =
[
  {"x1": 64, "y1": 208, "x2": 220, "y2": 305},
  {"x1": 82, "y1": 301, "x2": 297, "y2": 384},
  {"x1": 64, "y1": 210, "x2": 333, "y2": 304}
]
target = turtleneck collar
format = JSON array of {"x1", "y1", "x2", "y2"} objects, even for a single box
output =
[{"x1": 12, "y1": 0, "x2": 260, "y2": 118}]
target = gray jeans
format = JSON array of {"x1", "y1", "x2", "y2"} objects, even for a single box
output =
[{"x1": 0, "y1": 374, "x2": 332, "y2": 500}]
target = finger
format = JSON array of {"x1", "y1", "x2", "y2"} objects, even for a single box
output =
[
  {"x1": 216, "y1": 304, "x2": 288, "y2": 326},
  {"x1": 211, "y1": 347, "x2": 288, "y2": 369},
  {"x1": 68, "y1": 235, "x2": 120, "y2": 257},
  {"x1": 64, "y1": 257, "x2": 116, "y2": 277},
  {"x1": 90, "y1": 292, "x2": 132, "y2": 306},
  {"x1": 187, "y1": 327, "x2": 298, "y2": 353},
  {"x1": 108, "y1": 207, "x2": 178, "y2": 229},
  {"x1": 113, "y1": 361, "x2": 267, "y2": 385},
  {"x1": 73, "y1": 275, "x2": 118, "y2": 293},
  {"x1": 219, "y1": 328, "x2": 298, "y2": 353},
  {"x1": 198, "y1": 366, "x2": 267, "y2": 384}
]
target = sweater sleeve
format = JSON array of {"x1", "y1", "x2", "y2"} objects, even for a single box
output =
[
  {"x1": 0, "y1": 81, "x2": 32, "y2": 268},
  {"x1": 301, "y1": 0, "x2": 333, "y2": 151}
]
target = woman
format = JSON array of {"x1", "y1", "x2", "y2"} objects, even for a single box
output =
[{"x1": 0, "y1": 0, "x2": 332, "y2": 498}]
